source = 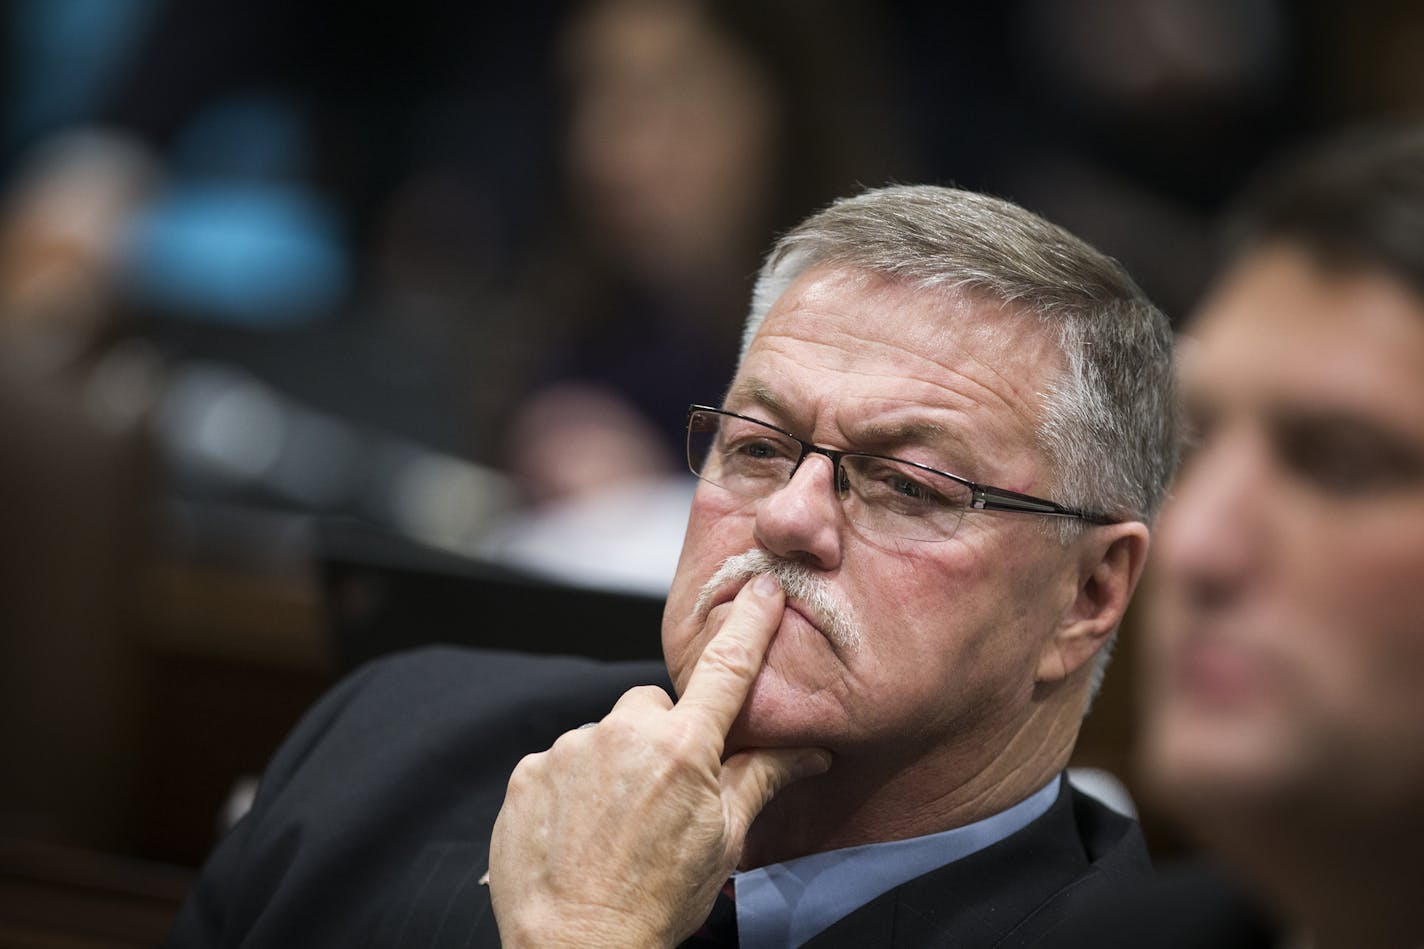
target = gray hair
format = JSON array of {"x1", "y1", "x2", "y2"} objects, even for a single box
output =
[{"x1": 740, "y1": 184, "x2": 1178, "y2": 699}]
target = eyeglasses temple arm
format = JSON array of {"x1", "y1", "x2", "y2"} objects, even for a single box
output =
[{"x1": 971, "y1": 487, "x2": 1115, "y2": 523}]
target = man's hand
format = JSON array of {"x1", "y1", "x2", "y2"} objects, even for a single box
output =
[{"x1": 488, "y1": 573, "x2": 832, "y2": 948}]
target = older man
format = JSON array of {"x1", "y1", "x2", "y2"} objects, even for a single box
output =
[{"x1": 170, "y1": 185, "x2": 1175, "y2": 947}]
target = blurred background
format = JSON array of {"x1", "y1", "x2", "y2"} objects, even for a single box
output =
[{"x1": 0, "y1": 0, "x2": 1420, "y2": 942}]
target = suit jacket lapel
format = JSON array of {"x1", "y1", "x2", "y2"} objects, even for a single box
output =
[{"x1": 800, "y1": 785, "x2": 1140, "y2": 948}]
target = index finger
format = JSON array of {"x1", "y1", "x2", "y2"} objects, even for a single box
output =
[{"x1": 674, "y1": 572, "x2": 784, "y2": 736}]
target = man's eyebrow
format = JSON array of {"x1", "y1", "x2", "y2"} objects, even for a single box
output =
[
  {"x1": 723, "y1": 381, "x2": 795, "y2": 422},
  {"x1": 852, "y1": 420, "x2": 981, "y2": 473},
  {"x1": 725, "y1": 380, "x2": 975, "y2": 461},
  {"x1": 853, "y1": 418, "x2": 956, "y2": 448}
]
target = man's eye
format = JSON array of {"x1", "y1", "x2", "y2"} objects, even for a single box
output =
[
  {"x1": 1279, "y1": 425, "x2": 1424, "y2": 496},
  {"x1": 734, "y1": 438, "x2": 790, "y2": 460},
  {"x1": 720, "y1": 436, "x2": 794, "y2": 470},
  {"x1": 889, "y1": 475, "x2": 932, "y2": 500},
  {"x1": 855, "y1": 463, "x2": 951, "y2": 510}
]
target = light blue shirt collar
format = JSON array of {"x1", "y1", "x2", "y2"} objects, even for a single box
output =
[{"x1": 731, "y1": 774, "x2": 1062, "y2": 949}]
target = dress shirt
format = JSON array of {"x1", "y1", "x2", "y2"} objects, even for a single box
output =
[{"x1": 731, "y1": 775, "x2": 1062, "y2": 949}]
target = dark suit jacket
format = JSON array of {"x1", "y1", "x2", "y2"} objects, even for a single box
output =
[
  {"x1": 1039, "y1": 861, "x2": 1281, "y2": 949},
  {"x1": 169, "y1": 647, "x2": 1151, "y2": 948}
]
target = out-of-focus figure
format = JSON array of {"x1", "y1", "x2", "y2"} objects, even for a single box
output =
[
  {"x1": 485, "y1": 0, "x2": 915, "y2": 591},
  {"x1": 1060, "y1": 124, "x2": 1424, "y2": 949},
  {"x1": 1142, "y1": 124, "x2": 1424, "y2": 948},
  {"x1": 503, "y1": 0, "x2": 915, "y2": 506}
]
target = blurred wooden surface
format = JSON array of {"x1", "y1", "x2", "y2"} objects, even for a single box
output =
[{"x1": 0, "y1": 841, "x2": 192, "y2": 948}]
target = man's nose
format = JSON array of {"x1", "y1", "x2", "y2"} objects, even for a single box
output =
[{"x1": 752, "y1": 452, "x2": 845, "y2": 570}]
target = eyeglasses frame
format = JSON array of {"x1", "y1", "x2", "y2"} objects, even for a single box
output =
[{"x1": 686, "y1": 404, "x2": 1115, "y2": 535}]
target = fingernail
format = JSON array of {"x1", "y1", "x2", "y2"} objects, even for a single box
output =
[
  {"x1": 796, "y1": 749, "x2": 832, "y2": 778},
  {"x1": 753, "y1": 573, "x2": 780, "y2": 597}
]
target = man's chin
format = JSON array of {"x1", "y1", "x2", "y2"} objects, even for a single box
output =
[{"x1": 1140, "y1": 718, "x2": 1308, "y2": 820}]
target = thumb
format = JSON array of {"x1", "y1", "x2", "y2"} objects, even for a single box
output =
[{"x1": 720, "y1": 747, "x2": 832, "y2": 843}]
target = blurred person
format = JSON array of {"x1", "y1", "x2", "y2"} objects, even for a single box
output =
[
  {"x1": 1133, "y1": 125, "x2": 1424, "y2": 947},
  {"x1": 0, "y1": 132, "x2": 158, "y2": 377},
  {"x1": 504, "y1": 0, "x2": 916, "y2": 505},
  {"x1": 486, "y1": 0, "x2": 917, "y2": 590},
  {"x1": 1048, "y1": 125, "x2": 1424, "y2": 948},
  {"x1": 2, "y1": 0, "x2": 569, "y2": 463},
  {"x1": 0, "y1": 133, "x2": 161, "y2": 855},
  {"x1": 169, "y1": 183, "x2": 1175, "y2": 947}
]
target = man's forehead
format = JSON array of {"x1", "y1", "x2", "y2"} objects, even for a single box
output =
[
  {"x1": 1183, "y1": 249, "x2": 1424, "y2": 422},
  {"x1": 724, "y1": 378, "x2": 976, "y2": 451},
  {"x1": 755, "y1": 263, "x2": 1056, "y2": 362},
  {"x1": 770, "y1": 262, "x2": 893, "y2": 305},
  {"x1": 739, "y1": 266, "x2": 1062, "y2": 468}
]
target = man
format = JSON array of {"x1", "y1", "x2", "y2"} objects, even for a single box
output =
[
  {"x1": 170, "y1": 185, "x2": 1176, "y2": 947},
  {"x1": 1115, "y1": 127, "x2": 1424, "y2": 948},
  {"x1": 1034, "y1": 126, "x2": 1424, "y2": 949}
]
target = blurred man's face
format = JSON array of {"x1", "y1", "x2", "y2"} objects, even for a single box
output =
[
  {"x1": 1143, "y1": 245, "x2": 1424, "y2": 818},
  {"x1": 661, "y1": 264, "x2": 1092, "y2": 772}
]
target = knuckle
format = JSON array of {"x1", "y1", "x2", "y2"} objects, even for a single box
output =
[
  {"x1": 594, "y1": 713, "x2": 660, "y2": 759},
  {"x1": 627, "y1": 684, "x2": 673, "y2": 707},
  {"x1": 547, "y1": 724, "x2": 594, "y2": 758},
  {"x1": 505, "y1": 751, "x2": 545, "y2": 795}
]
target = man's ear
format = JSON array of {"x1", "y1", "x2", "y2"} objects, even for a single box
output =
[{"x1": 1035, "y1": 522, "x2": 1150, "y2": 684}]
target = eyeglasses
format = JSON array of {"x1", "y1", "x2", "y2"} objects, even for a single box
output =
[{"x1": 685, "y1": 404, "x2": 1114, "y2": 542}]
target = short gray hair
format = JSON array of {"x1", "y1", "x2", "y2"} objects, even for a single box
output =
[
  {"x1": 740, "y1": 185, "x2": 1178, "y2": 699},
  {"x1": 743, "y1": 184, "x2": 1176, "y2": 524}
]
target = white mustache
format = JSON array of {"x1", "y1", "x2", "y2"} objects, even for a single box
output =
[{"x1": 692, "y1": 549, "x2": 862, "y2": 652}]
